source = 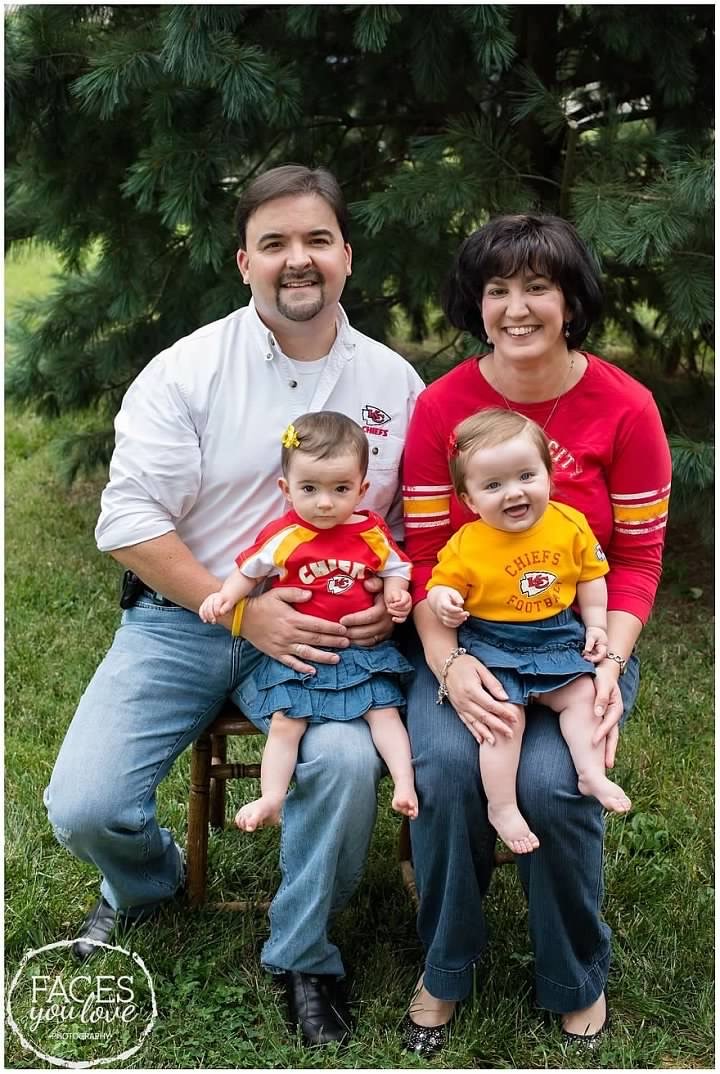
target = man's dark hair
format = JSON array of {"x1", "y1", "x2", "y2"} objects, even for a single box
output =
[
  {"x1": 442, "y1": 214, "x2": 603, "y2": 350},
  {"x1": 234, "y1": 164, "x2": 349, "y2": 246}
]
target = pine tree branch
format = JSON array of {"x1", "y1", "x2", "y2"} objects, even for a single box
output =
[
  {"x1": 418, "y1": 332, "x2": 464, "y2": 365},
  {"x1": 559, "y1": 124, "x2": 579, "y2": 217},
  {"x1": 675, "y1": 251, "x2": 714, "y2": 261}
]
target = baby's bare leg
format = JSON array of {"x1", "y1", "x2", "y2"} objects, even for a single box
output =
[
  {"x1": 540, "y1": 677, "x2": 631, "y2": 813},
  {"x1": 235, "y1": 713, "x2": 307, "y2": 832},
  {"x1": 363, "y1": 708, "x2": 418, "y2": 818},
  {"x1": 479, "y1": 703, "x2": 539, "y2": 854}
]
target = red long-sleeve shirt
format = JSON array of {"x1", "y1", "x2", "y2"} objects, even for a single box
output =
[{"x1": 402, "y1": 353, "x2": 671, "y2": 624}]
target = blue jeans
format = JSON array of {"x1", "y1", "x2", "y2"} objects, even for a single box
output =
[
  {"x1": 404, "y1": 630, "x2": 640, "y2": 1010},
  {"x1": 44, "y1": 597, "x2": 382, "y2": 976}
]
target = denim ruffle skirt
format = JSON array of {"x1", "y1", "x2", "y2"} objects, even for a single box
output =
[
  {"x1": 458, "y1": 606, "x2": 595, "y2": 705},
  {"x1": 253, "y1": 641, "x2": 414, "y2": 723}
]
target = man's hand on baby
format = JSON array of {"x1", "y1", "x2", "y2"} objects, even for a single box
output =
[
  {"x1": 583, "y1": 626, "x2": 608, "y2": 663},
  {"x1": 198, "y1": 592, "x2": 233, "y2": 624},
  {"x1": 385, "y1": 591, "x2": 412, "y2": 623},
  {"x1": 429, "y1": 587, "x2": 469, "y2": 628}
]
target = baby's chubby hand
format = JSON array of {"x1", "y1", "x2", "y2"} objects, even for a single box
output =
[
  {"x1": 385, "y1": 590, "x2": 412, "y2": 624},
  {"x1": 199, "y1": 591, "x2": 234, "y2": 625},
  {"x1": 583, "y1": 626, "x2": 608, "y2": 663},
  {"x1": 428, "y1": 586, "x2": 469, "y2": 628}
]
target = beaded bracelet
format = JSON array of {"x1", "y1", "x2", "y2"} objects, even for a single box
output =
[{"x1": 436, "y1": 647, "x2": 468, "y2": 704}]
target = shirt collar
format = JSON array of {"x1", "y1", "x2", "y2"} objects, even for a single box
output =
[{"x1": 246, "y1": 298, "x2": 356, "y2": 362}]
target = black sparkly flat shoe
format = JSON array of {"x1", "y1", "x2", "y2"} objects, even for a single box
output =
[
  {"x1": 401, "y1": 1013, "x2": 450, "y2": 1057},
  {"x1": 561, "y1": 998, "x2": 611, "y2": 1049}
]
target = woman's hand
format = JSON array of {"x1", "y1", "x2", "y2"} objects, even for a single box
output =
[
  {"x1": 240, "y1": 588, "x2": 349, "y2": 674},
  {"x1": 444, "y1": 654, "x2": 520, "y2": 746},
  {"x1": 591, "y1": 660, "x2": 624, "y2": 767}
]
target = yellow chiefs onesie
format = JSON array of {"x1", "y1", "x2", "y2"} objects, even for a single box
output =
[{"x1": 427, "y1": 501, "x2": 609, "y2": 622}]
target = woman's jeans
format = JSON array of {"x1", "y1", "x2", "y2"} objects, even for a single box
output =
[
  {"x1": 44, "y1": 598, "x2": 382, "y2": 977},
  {"x1": 405, "y1": 632, "x2": 640, "y2": 1011}
]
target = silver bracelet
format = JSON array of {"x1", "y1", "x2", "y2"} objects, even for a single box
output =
[
  {"x1": 605, "y1": 650, "x2": 628, "y2": 675},
  {"x1": 436, "y1": 647, "x2": 468, "y2": 705}
]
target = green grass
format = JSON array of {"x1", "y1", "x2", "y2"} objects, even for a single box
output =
[
  {"x1": 4, "y1": 251, "x2": 714, "y2": 1068},
  {"x1": 4, "y1": 243, "x2": 63, "y2": 316}
]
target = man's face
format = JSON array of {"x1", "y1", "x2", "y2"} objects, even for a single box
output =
[{"x1": 237, "y1": 194, "x2": 352, "y2": 329}]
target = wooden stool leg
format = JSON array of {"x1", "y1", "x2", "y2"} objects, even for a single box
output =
[
  {"x1": 209, "y1": 733, "x2": 227, "y2": 830},
  {"x1": 186, "y1": 732, "x2": 211, "y2": 906},
  {"x1": 398, "y1": 815, "x2": 418, "y2": 908}
]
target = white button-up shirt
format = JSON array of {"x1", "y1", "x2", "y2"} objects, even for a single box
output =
[{"x1": 95, "y1": 301, "x2": 424, "y2": 578}]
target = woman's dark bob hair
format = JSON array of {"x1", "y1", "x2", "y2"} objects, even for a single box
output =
[{"x1": 443, "y1": 214, "x2": 603, "y2": 351}]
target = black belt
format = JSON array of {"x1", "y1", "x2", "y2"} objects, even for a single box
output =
[{"x1": 141, "y1": 588, "x2": 178, "y2": 607}]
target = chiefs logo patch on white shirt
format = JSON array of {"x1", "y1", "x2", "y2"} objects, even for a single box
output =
[{"x1": 362, "y1": 405, "x2": 391, "y2": 425}]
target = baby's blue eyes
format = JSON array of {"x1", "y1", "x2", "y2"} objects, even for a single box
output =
[{"x1": 483, "y1": 472, "x2": 535, "y2": 490}]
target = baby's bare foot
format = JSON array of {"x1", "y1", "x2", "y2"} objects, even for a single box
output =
[
  {"x1": 392, "y1": 782, "x2": 419, "y2": 819},
  {"x1": 488, "y1": 803, "x2": 540, "y2": 854},
  {"x1": 577, "y1": 773, "x2": 631, "y2": 814},
  {"x1": 235, "y1": 796, "x2": 283, "y2": 832}
]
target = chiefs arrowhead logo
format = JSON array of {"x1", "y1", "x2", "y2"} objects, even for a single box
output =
[
  {"x1": 327, "y1": 574, "x2": 354, "y2": 595},
  {"x1": 362, "y1": 405, "x2": 390, "y2": 425},
  {"x1": 519, "y1": 571, "x2": 558, "y2": 598}
]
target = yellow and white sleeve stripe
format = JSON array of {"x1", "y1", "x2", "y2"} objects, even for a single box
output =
[
  {"x1": 360, "y1": 527, "x2": 412, "y2": 578},
  {"x1": 611, "y1": 482, "x2": 671, "y2": 536},
  {"x1": 402, "y1": 483, "x2": 453, "y2": 531}
]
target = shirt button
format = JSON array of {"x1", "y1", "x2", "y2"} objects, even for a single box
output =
[
  {"x1": 371, "y1": 446, "x2": 379, "y2": 455},
  {"x1": 289, "y1": 380, "x2": 298, "y2": 388}
]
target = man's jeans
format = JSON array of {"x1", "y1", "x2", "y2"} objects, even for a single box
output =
[
  {"x1": 44, "y1": 598, "x2": 382, "y2": 976},
  {"x1": 405, "y1": 628, "x2": 640, "y2": 1011}
]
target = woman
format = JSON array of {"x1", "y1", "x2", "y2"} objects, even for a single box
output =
[{"x1": 400, "y1": 214, "x2": 671, "y2": 1054}]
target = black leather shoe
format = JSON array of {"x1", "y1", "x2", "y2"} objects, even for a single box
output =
[
  {"x1": 284, "y1": 971, "x2": 352, "y2": 1045},
  {"x1": 71, "y1": 845, "x2": 186, "y2": 963},
  {"x1": 71, "y1": 897, "x2": 119, "y2": 962}
]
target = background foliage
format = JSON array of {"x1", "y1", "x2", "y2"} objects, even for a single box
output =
[{"x1": 6, "y1": 6, "x2": 714, "y2": 469}]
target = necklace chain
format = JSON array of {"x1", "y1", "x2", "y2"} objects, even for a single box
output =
[{"x1": 492, "y1": 355, "x2": 575, "y2": 433}]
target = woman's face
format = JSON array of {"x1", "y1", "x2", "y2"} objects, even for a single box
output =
[{"x1": 480, "y1": 269, "x2": 569, "y2": 362}]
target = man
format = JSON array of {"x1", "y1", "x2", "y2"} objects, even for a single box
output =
[{"x1": 44, "y1": 165, "x2": 424, "y2": 1046}]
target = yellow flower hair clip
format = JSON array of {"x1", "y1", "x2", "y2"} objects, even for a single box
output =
[{"x1": 281, "y1": 423, "x2": 301, "y2": 449}]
